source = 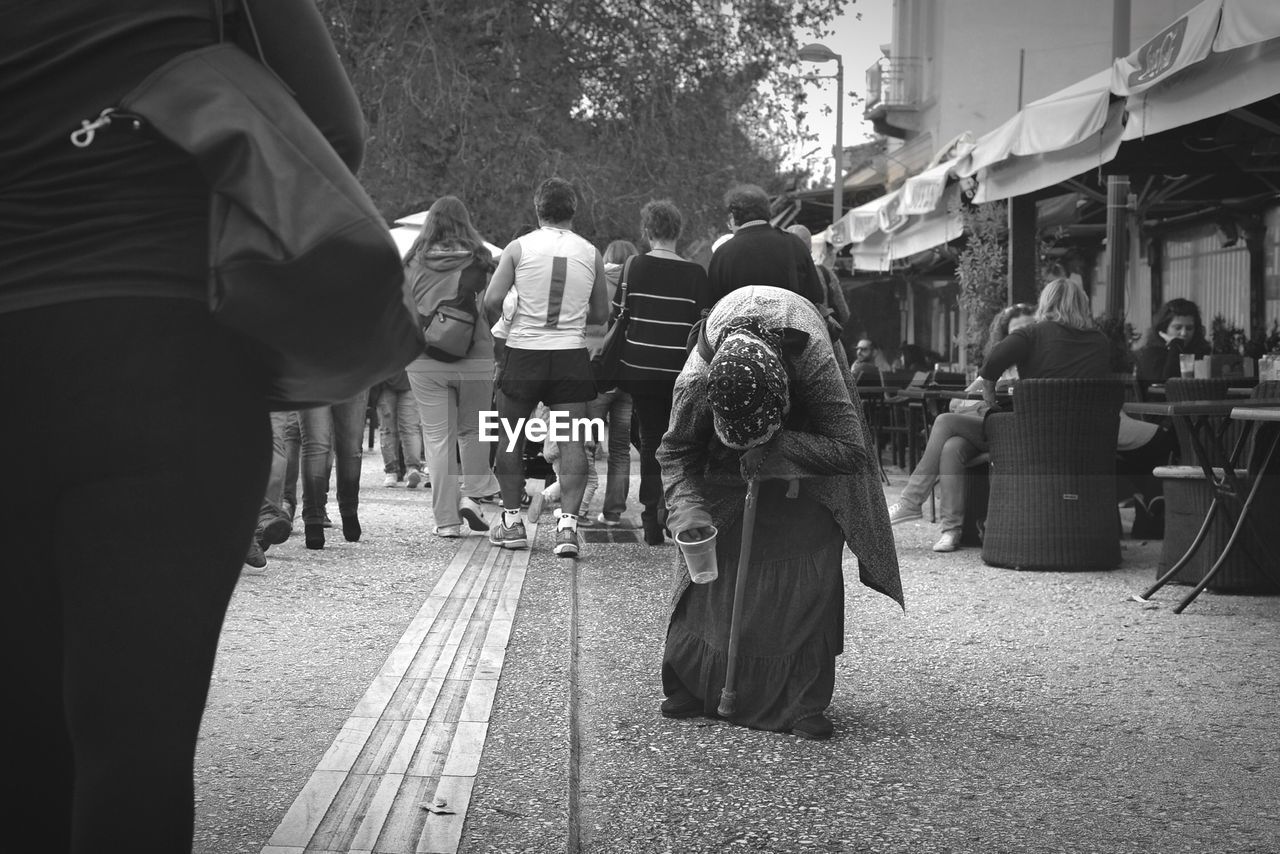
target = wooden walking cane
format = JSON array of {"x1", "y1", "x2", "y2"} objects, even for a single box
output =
[{"x1": 717, "y1": 475, "x2": 760, "y2": 718}]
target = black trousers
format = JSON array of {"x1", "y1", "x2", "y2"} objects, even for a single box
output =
[
  {"x1": 631, "y1": 390, "x2": 674, "y2": 511},
  {"x1": 1, "y1": 298, "x2": 270, "y2": 852}
]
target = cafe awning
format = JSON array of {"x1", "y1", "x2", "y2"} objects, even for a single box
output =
[
  {"x1": 1118, "y1": 0, "x2": 1280, "y2": 140},
  {"x1": 848, "y1": 184, "x2": 964, "y2": 272},
  {"x1": 962, "y1": 0, "x2": 1280, "y2": 203}
]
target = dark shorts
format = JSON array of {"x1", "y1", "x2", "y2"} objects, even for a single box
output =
[{"x1": 498, "y1": 346, "x2": 597, "y2": 405}]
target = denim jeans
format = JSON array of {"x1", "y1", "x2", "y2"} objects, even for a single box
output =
[
  {"x1": 899, "y1": 412, "x2": 988, "y2": 532},
  {"x1": 4, "y1": 298, "x2": 270, "y2": 850},
  {"x1": 259, "y1": 410, "x2": 299, "y2": 527},
  {"x1": 375, "y1": 386, "x2": 423, "y2": 474},
  {"x1": 299, "y1": 393, "x2": 367, "y2": 524},
  {"x1": 586, "y1": 387, "x2": 632, "y2": 515},
  {"x1": 407, "y1": 357, "x2": 500, "y2": 528}
]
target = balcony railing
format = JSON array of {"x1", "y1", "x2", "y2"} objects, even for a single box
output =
[{"x1": 864, "y1": 57, "x2": 924, "y2": 113}]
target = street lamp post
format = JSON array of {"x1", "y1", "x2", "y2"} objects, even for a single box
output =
[{"x1": 798, "y1": 42, "x2": 844, "y2": 228}]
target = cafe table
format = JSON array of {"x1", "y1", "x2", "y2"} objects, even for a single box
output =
[{"x1": 1126, "y1": 398, "x2": 1280, "y2": 612}]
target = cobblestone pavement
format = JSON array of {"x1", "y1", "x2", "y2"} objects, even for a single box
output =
[{"x1": 194, "y1": 445, "x2": 1280, "y2": 853}]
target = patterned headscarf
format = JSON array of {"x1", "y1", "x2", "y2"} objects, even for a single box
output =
[{"x1": 707, "y1": 328, "x2": 790, "y2": 450}]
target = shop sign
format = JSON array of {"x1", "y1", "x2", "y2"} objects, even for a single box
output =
[{"x1": 1128, "y1": 16, "x2": 1187, "y2": 88}]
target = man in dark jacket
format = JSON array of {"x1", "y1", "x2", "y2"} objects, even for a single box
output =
[{"x1": 707, "y1": 184, "x2": 826, "y2": 308}]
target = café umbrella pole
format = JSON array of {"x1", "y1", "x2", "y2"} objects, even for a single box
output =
[{"x1": 717, "y1": 476, "x2": 760, "y2": 718}]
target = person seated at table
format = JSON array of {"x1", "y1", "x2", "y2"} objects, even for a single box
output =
[
  {"x1": 1136, "y1": 298, "x2": 1211, "y2": 382},
  {"x1": 1121, "y1": 299, "x2": 1208, "y2": 534},
  {"x1": 851, "y1": 337, "x2": 891, "y2": 385},
  {"x1": 886, "y1": 303, "x2": 1035, "y2": 552}
]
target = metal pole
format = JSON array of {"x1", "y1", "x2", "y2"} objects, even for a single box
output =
[
  {"x1": 1105, "y1": 0, "x2": 1131, "y2": 320},
  {"x1": 833, "y1": 57, "x2": 844, "y2": 226},
  {"x1": 1017, "y1": 48, "x2": 1025, "y2": 110}
]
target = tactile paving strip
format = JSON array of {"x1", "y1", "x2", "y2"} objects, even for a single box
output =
[{"x1": 261, "y1": 533, "x2": 531, "y2": 854}]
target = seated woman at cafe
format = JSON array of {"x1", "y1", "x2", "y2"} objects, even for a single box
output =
[
  {"x1": 885, "y1": 303, "x2": 1035, "y2": 553},
  {"x1": 1121, "y1": 298, "x2": 1209, "y2": 534},
  {"x1": 1136, "y1": 297, "x2": 1211, "y2": 382}
]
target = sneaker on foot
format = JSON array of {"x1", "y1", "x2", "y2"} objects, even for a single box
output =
[
  {"x1": 597, "y1": 511, "x2": 622, "y2": 526},
  {"x1": 322, "y1": 512, "x2": 334, "y2": 529},
  {"x1": 553, "y1": 525, "x2": 580, "y2": 558},
  {"x1": 932, "y1": 530, "x2": 962, "y2": 552},
  {"x1": 406, "y1": 468, "x2": 425, "y2": 489},
  {"x1": 577, "y1": 514, "x2": 596, "y2": 528},
  {"x1": 887, "y1": 501, "x2": 922, "y2": 525},
  {"x1": 459, "y1": 497, "x2": 487, "y2": 531},
  {"x1": 383, "y1": 473, "x2": 400, "y2": 488},
  {"x1": 434, "y1": 524, "x2": 462, "y2": 538},
  {"x1": 489, "y1": 517, "x2": 528, "y2": 549}
]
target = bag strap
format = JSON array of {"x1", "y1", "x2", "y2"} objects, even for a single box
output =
[{"x1": 613, "y1": 255, "x2": 635, "y2": 321}]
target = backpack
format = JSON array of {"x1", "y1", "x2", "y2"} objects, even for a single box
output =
[{"x1": 417, "y1": 258, "x2": 487, "y2": 362}]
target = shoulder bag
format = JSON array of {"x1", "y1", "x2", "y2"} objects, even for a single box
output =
[
  {"x1": 590, "y1": 255, "x2": 635, "y2": 388},
  {"x1": 70, "y1": 0, "x2": 421, "y2": 410}
]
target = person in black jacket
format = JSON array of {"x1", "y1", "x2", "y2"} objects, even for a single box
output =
[
  {"x1": 707, "y1": 184, "x2": 825, "y2": 308},
  {"x1": 1136, "y1": 298, "x2": 1211, "y2": 381}
]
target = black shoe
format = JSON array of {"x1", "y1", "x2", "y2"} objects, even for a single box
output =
[
  {"x1": 641, "y1": 507, "x2": 665, "y2": 546},
  {"x1": 342, "y1": 514, "x2": 361, "y2": 543},
  {"x1": 245, "y1": 539, "x2": 267, "y2": 569},
  {"x1": 305, "y1": 523, "x2": 325, "y2": 550},
  {"x1": 259, "y1": 516, "x2": 292, "y2": 547},
  {"x1": 660, "y1": 693, "x2": 702, "y2": 719},
  {"x1": 791, "y1": 714, "x2": 833, "y2": 740}
]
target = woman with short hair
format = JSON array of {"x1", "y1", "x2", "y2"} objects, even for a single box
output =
[{"x1": 615, "y1": 199, "x2": 712, "y2": 543}]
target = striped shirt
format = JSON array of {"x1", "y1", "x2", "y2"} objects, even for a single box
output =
[
  {"x1": 615, "y1": 254, "x2": 712, "y2": 387},
  {"x1": 506, "y1": 226, "x2": 599, "y2": 349}
]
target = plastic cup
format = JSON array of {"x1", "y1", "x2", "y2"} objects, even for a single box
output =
[
  {"x1": 676, "y1": 526, "x2": 719, "y2": 584},
  {"x1": 1179, "y1": 354, "x2": 1196, "y2": 378}
]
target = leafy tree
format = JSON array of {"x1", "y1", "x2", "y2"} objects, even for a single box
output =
[{"x1": 319, "y1": 0, "x2": 845, "y2": 247}]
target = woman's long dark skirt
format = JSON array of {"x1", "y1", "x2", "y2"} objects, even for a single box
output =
[{"x1": 662, "y1": 481, "x2": 845, "y2": 732}]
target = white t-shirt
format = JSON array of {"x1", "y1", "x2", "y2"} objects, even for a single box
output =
[{"x1": 505, "y1": 226, "x2": 598, "y2": 350}]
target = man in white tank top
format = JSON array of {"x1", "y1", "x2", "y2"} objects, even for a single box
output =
[{"x1": 482, "y1": 178, "x2": 608, "y2": 557}]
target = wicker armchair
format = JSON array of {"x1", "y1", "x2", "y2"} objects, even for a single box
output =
[{"x1": 981, "y1": 378, "x2": 1126, "y2": 570}]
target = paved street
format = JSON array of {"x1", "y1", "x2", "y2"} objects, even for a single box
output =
[{"x1": 194, "y1": 442, "x2": 1280, "y2": 854}]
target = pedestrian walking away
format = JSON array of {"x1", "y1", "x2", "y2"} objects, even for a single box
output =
[
  {"x1": 483, "y1": 177, "x2": 609, "y2": 558},
  {"x1": 403, "y1": 195, "x2": 502, "y2": 539}
]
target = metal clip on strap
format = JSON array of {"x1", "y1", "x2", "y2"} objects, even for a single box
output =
[{"x1": 70, "y1": 108, "x2": 117, "y2": 148}]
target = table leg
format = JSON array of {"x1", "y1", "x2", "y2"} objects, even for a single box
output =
[{"x1": 1173, "y1": 428, "x2": 1280, "y2": 613}]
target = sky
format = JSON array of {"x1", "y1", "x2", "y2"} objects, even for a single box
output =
[{"x1": 791, "y1": 0, "x2": 894, "y2": 176}]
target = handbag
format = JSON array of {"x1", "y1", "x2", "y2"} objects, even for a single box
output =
[
  {"x1": 591, "y1": 255, "x2": 635, "y2": 388},
  {"x1": 73, "y1": 0, "x2": 421, "y2": 409},
  {"x1": 420, "y1": 296, "x2": 479, "y2": 362}
]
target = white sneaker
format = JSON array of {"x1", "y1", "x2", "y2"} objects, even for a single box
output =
[
  {"x1": 932, "y1": 530, "x2": 962, "y2": 552},
  {"x1": 383, "y1": 473, "x2": 400, "y2": 488},
  {"x1": 887, "y1": 501, "x2": 923, "y2": 525},
  {"x1": 406, "y1": 468, "x2": 426, "y2": 489},
  {"x1": 459, "y1": 497, "x2": 487, "y2": 532},
  {"x1": 434, "y1": 524, "x2": 462, "y2": 538}
]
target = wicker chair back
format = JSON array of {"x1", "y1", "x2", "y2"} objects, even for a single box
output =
[{"x1": 981, "y1": 378, "x2": 1125, "y2": 570}]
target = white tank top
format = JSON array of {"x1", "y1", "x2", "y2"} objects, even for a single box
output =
[{"x1": 506, "y1": 226, "x2": 598, "y2": 349}]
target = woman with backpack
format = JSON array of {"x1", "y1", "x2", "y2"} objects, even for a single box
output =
[{"x1": 405, "y1": 196, "x2": 501, "y2": 537}]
